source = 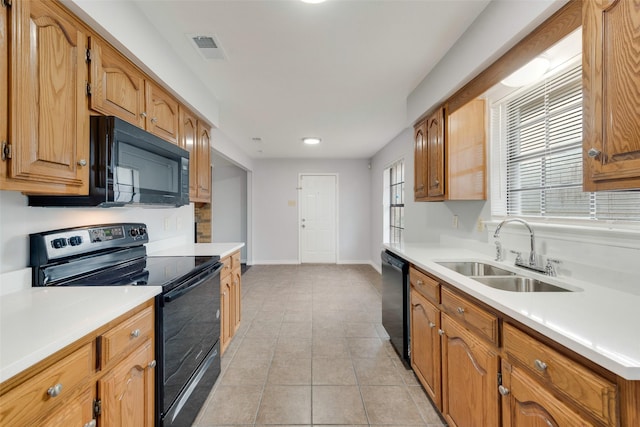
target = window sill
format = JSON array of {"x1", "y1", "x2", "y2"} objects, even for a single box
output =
[{"x1": 485, "y1": 217, "x2": 640, "y2": 250}]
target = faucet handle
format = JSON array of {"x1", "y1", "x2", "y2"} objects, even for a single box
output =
[
  {"x1": 510, "y1": 250, "x2": 523, "y2": 265},
  {"x1": 545, "y1": 258, "x2": 561, "y2": 276}
]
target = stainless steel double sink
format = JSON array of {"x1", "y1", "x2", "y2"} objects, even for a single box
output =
[{"x1": 436, "y1": 261, "x2": 572, "y2": 292}]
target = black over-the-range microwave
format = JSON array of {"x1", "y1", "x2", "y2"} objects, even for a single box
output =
[{"x1": 29, "y1": 116, "x2": 190, "y2": 208}]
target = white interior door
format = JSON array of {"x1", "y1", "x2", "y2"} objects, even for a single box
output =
[{"x1": 299, "y1": 174, "x2": 337, "y2": 263}]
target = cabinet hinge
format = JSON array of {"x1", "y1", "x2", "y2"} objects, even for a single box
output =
[
  {"x1": 86, "y1": 48, "x2": 92, "y2": 63},
  {"x1": 86, "y1": 81, "x2": 92, "y2": 96},
  {"x1": 93, "y1": 399, "x2": 102, "y2": 417},
  {"x1": 2, "y1": 0, "x2": 12, "y2": 8},
  {"x1": 1, "y1": 142, "x2": 11, "y2": 161},
  {"x1": 497, "y1": 372, "x2": 502, "y2": 386}
]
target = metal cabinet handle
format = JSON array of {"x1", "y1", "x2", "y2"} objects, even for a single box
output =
[
  {"x1": 83, "y1": 420, "x2": 97, "y2": 427},
  {"x1": 587, "y1": 148, "x2": 601, "y2": 158},
  {"x1": 456, "y1": 307, "x2": 465, "y2": 314},
  {"x1": 534, "y1": 359, "x2": 548, "y2": 371},
  {"x1": 151, "y1": 117, "x2": 158, "y2": 124},
  {"x1": 416, "y1": 280, "x2": 423, "y2": 286},
  {"x1": 47, "y1": 383, "x2": 63, "y2": 397},
  {"x1": 140, "y1": 112, "x2": 147, "y2": 118},
  {"x1": 77, "y1": 159, "x2": 87, "y2": 166},
  {"x1": 130, "y1": 329, "x2": 141, "y2": 338},
  {"x1": 498, "y1": 385, "x2": 510, "y2": 396},
  {"x1": 438, "y1": 329, "x2": 445, "y2": 336},
  {"x1": 428, "y1": 322, "x2": 436, "y2": 328},
  {"x1": 148, "y1": 359, "x2": 157, "y2": 369},
  {"x1": 434, "y1": 179, "x2": 440, "y2": 185}
]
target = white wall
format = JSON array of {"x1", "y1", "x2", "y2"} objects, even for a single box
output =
[
  {"x1": 370, "y1": 128, "x2": 490, "y2": 269},
  {"x1": 212, "y1": 153, "x2": 248, "y2": 261},
  {"x1": 407, "y1": 0, "x2": 567, "y2": 123},
  {"x1": 252, "y1": 159, "x2": 370, "y2": 264},
  {"x1": 0, "y1": 191, "x2": 194, "y2": 275}
]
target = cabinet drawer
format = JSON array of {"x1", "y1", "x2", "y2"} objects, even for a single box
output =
[
  {"x1": 503, "y1": 323, "x2": 617, "y2": 427},
  {"x1": 0, "y1": 343, "x2": 93, "y2": 427},
  {"x1": 231, "y1": 251, "x2": 241, "y2": 270},
  {"x1": 220, "y1": 256, "x2": 232, "y2": 279},
  {"x1": 101, "y1": 306, "x2": 154, "y2": 367},
  {"x1": 440, "y1": 287, "x2": 498, "y2": 346},
  {"x1": 410, "y1": 267, "x2": 439, "y2": 304}
]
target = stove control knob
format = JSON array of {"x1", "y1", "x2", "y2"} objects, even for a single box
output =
[
  {"x1": 130, "y1": 228, "x2": 139, "y2": 237},
  {"x1": 52, "y1": 238, "x2": 67, "y2": 249},
  {"x1": 138, "y1": 227, "x2": 147, "y2": 236},
  {"x1": 68, "y1": 236, "x2": 83, "y2": 246}
]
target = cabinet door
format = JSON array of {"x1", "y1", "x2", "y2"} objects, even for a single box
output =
[
  {"x1": 410, "y1": 289, "x2": 441, "y2": 409},
  {"x1": 1, "y1": 2, "x2": 7, "y2": 173},
  {"x1": 179, "y1": 106, "x2": 198, "y2": 199},
  {"x1": 501, "y1": 360, "x2": 596, "y2": 427},
  {"x1": 196, "y1": 120, "x2": 212, "y2": 202},
  {"x1": 88, "y1": 37, "x2": 145, "y2": 128},
  {"x1": 39, "y1": 386, "x2": 95, "y2": 427},
  {"x1": 441, "y1": 313, "x2": 499, "y2": 427},
  {"x1": 414, "y1": 119, "x2": 428, "y2": 201},
  {"x1": 426, "y1": 107, "x2": 445, "y2": 199},
  {"x1": 447, "y1": 99, "x2": 486, "y2": 200},
  {"x1": 4, "y1": 0, "x2": 88, "y2": 193},
  {"x1": 232, "y1": 266, "x2": 242, "y2": 334},
  {"x1": 145, "y1": 81, "x2": 179, "y2": 144},
  {"x1": 583, "y1": 0, "x2": 640, "y2": 191},
  {"x1": 99, "y1": 339, "x2": 154, "y2": 427},
  {"x1": 220, "y1": 274, "x2": 232, "y2": 354}
]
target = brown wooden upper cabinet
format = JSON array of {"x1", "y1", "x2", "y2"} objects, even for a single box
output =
[
  {"x1": 145, "y1": 80, "x2": 180, "y2": 145},
  {"x1": 1, "y1": 0, "x2": 89, "y2": 195},
  {"x1": 583, "y1": 0, "x2": 640, "y2": 191},
  {"x1": 179, "y1": 106, "x2": 211, "y2": 203},
  {"x1": 414, "y1": 119, "x2": 428, "y2": 200},
  {"x1": 414, "y1": 101, "x2": 486, "y2": 201},
  {"x1": 196, "y1": 121, "x2": 212, "y2": 202},
  {"x1": 1, "y1": 2, "x2": 7, "y2": 184},
  {"x1": 88, "y1": 38, "x2": 179, "y2": 145},
  {"x1": 414, "y1": 106, "x2": 445, "y2": 201},
  {"x1": 88, "y1": 37, "x2": 146, "y2": 129}
]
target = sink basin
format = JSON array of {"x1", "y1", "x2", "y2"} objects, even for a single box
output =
[
  {"x1": 472, "y1": 276, "x2": 571, "y2": 292},
  {"x1": 437, "y1": 261, "x2": 515, "y2": 277}
]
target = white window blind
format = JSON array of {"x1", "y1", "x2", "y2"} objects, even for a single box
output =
[
  {"x1": 492, "y1": 62, "x2": 640, "y2": 221},
  {"x1": 384, "y1": 159, "x2": 404, "y2": 244}
]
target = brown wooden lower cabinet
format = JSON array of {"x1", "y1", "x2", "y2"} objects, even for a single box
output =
[
  {"x1": 500, "y1": 359, "x2": 596, "y2": 427},
  {"x1": 408, "y1": 264, "x2": 638, "y2": 427},
  {"x1": 0, "y1": 300, "x2": 155, "y2": 427},
  {"x1": 441, "y1": 312, "x2": 500, "y2": 427},
  {"x1": 410, "y1": 287, "x2": 442, "y2": 409},
  {"x1": 220, "y1": 250, "x2": 242, "y2": 354}
]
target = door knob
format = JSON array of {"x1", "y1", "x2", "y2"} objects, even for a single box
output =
[{"x1": 587, "y1": 148, "x2": 601, "y2": 158}]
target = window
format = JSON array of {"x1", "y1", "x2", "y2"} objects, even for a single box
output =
[
  {"x1": 383, "y1": 159, "x2": 404, "y2": 243},
  {"x1": 491, "y1": 61, "x2": 640, "y2": 221}
]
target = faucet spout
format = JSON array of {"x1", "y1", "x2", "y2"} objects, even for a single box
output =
[{"x1": 493, "y1": 218, "x2": 537, "y2": 267}]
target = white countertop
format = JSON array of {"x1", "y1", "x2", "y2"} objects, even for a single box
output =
[
  {"x1": 0, "y1": 286, "x2": 161, "y2": 383},
  {"x1": 384, "y1": 243, "x2": 640, "y2": 380},
  {"x1": 148, "y1": 242, "x2": 244, "y2": 259}
]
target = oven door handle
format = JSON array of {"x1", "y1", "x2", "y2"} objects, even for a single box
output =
[{"x1": 163, "y1": 264, "x2": 223, "y2": 302}]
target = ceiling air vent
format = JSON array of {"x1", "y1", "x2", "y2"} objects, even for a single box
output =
[{"x1": 187, "y1": 34, "x2": 226, "y2": 60}]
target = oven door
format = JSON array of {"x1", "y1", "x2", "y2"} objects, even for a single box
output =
[{"x1": 158, "y1": 263, "x2": 222, "y2": 426}]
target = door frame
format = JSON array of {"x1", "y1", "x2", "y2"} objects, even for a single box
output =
[{"x1": 297, "y1": 173, "x2": 339, "y2": 264}]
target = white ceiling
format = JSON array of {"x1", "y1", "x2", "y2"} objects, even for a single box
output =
[{"x1": 135, "y1": 0, "x2": 491, "y2": 159}]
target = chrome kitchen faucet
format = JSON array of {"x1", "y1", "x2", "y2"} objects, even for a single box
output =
[{"x1": 493, "y1": 218, "x2": 559, "y2": 276}]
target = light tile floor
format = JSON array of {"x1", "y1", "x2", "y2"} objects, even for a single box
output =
[{"x1": 194, "y1": 264, "x2": 446, "y2": 427}]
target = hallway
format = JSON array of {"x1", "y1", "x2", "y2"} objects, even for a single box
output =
[{"x1": 195, "y1": 264, "x2": 445, "y2": 426}]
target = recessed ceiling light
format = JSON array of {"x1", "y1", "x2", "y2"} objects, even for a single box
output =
[
  {"x1": 501, "y1": 57, "x2": 550, "y2": 88},
  {"x1": 302, "y1": 137, "x2": 321, "y2": 145},
  {"x1": 301, "y1": 0, "x2": 326, "y2": 4}
]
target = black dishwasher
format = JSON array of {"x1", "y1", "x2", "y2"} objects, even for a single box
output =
[{"x1": 381, "y1": 250, "x2": 410, "y2": 366}]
